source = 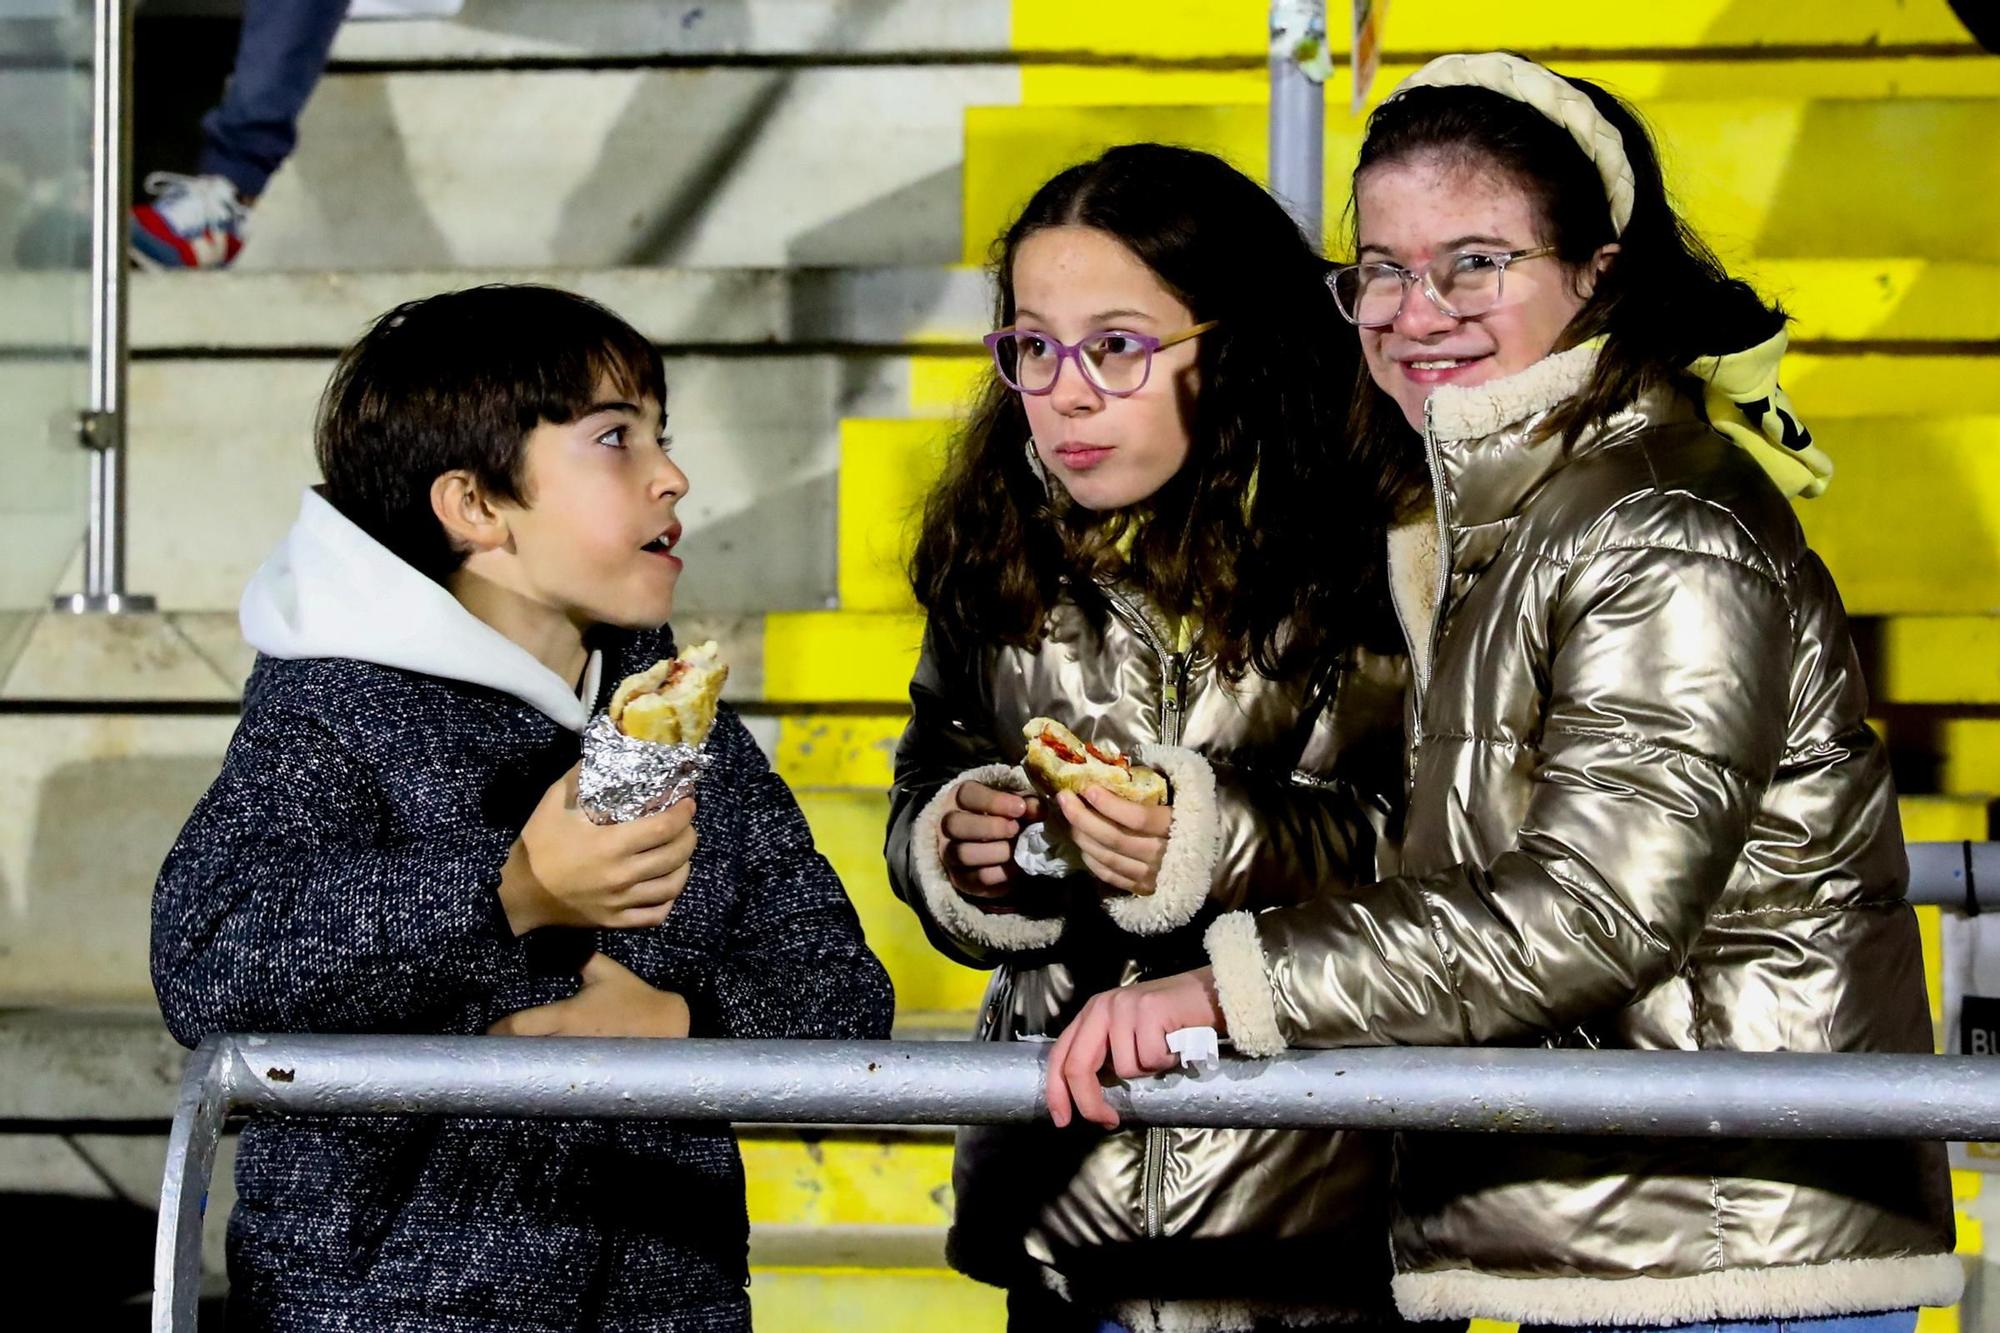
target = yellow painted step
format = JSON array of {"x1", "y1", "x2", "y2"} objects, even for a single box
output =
[
  {"x1": 750, "y1": 1267, "x2": 1002, "y2": 1330},
  {"x1": 1902, "y1": 795, "x2": 1996, "y2": 842},
  {"x1": 1877, "y1": 717, "x2": 2000, "y2": 797},
  {"x1": 831, "y1": 413, "x2": 2000, "y2": 619},
  {"x1": 777, "y1": 713, "x2": 906, "y2": 791},
  {"x1": 961, "y1": 100, "x2": 2000, "y2": 263},
  {"x1": 887, "y1": 260, "x2": 2000, "y2": 342},
  {"x1": 786, "y1": 708, "x2": 1995, "y2": 800},
  {"x1": 1796, "y1": 418, "x2": 2000, "y2": 617},
  {"x1": 766, "y1": 611, "x2": 924, "y2": 705},
  {"x1": 1748, "y1": 261, "x2": 2000, "y2": 342},
  {"x1": 766, "y1": 610, "x2": 2000, "y2": 709},
  {"x1": 797, "y1": 787, "x2": 991, "y2": 1017},
  {"x1": 910, "y1": 354, "x2": 987, "y2": 417},
  {"x1": 1778, "y1": 354, "x2": 2000, "y2": 421},
  {"x1": 1020, "y1": 58, "x2": 2000, "y2": 108},
  {"x1": 839, "y1": 418, "x2": 955, "y2": 612},
  {"x1": 913, "y1": 349, "x2": 2000, "y2": 423},
  {"x1": 1870, "y1": 617, "x2": 2000, "y2": 705},
  {"x1": 1008, "y1": 0, "x2": 1979, "y2": 57},
  {"x1": 743, "y1": 1133, "x2": 956, "y2": 1228}
]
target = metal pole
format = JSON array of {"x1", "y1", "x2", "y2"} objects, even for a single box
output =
[
  {"x1": 153, "y1": 1042, "x2": 234, "y2": 1333},
  {"x1": 1907, "y1": 840, "x2": 2000, "y2": 910},
  {"x1": 155, "y1": 1036, "x2": 2000, "y2": 1328},
  {"x1": 1268, "y1": 0, "x2": 1326, "y2": 243},
  {"x1": 55, "y1": 0, "x2": 154, "y2": 616},
  {"x1": 205, "y1": 1037, "x2": 2000, "y2": 1138}
]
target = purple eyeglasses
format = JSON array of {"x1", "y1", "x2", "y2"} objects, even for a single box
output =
[{"x1": 982, "y1": 321, "x2": 1218, "y2": 397}]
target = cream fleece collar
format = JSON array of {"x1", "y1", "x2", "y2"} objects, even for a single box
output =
[{"x1": 1425, "y1": 341, "x2": 1600, "y2": 443}]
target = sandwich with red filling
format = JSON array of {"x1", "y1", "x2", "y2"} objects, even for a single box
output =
[{"x1": 1021, "y1": 717, "x2": 1167, "y2": 806}]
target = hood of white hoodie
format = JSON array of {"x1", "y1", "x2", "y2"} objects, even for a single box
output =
[{"x1": 240, "y1": 488, "x2": 601, "y2": 731}]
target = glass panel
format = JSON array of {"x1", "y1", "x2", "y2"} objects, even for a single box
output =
[{"x1": 0, "y1": 0, "x2": 93, "y2": 669}]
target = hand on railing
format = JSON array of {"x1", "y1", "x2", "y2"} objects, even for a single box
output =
[{"x1": 1046, "y1": 968, "x2": 1226, "y2": 1129}]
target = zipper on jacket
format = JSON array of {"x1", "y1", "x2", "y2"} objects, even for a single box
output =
[
  {"x1": 1098, "y1": 580, "x2": 1182, "y2": 1238},
  {"x1": 1142, "y1": 1125, "x2": 1168, "y2": 1237},
  {"x1": 1101, "y1": 584, "x2": 1190, "y2": 747},
  {"x1": 1400, "y1": 397, "x2": 1455, "y2": 787},
  {"x1": 1160, "y1": 650, "x2": 1188, "y2": 746}
]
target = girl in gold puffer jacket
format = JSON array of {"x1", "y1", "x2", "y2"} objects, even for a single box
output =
[{"x1": 1048, "y1": 56, "x2": 1957, "y2": 1333}]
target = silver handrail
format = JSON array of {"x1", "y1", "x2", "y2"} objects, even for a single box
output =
[
  {"x1": 1904, "y1": 840, "x2": 1997, "y2": 910},
  {"x1": 1268, "y1": 0, "x2": 1327, "y2": 241},
  {"x1": 55, "y1": 0, "x2": 154, "y2": 616},
  {"x1": 155, "y1": 1036, "x2": 2000, "y2": 1330}
]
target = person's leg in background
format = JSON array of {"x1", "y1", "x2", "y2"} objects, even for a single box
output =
[{"x1": 131, "y1": 0, "x2": 350, "y2": 268}]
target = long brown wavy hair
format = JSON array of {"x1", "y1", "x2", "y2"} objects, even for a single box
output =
[
  {"x1": 1348, "y1": 68, "x2": 1789, "y2": 466},
  {"x1": 908, "y1": 144, "x2": 1408, "y2": 686}
]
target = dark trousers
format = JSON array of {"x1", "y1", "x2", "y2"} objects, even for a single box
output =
[{"x1": 198, "y1": 0, "x2": 350, "y2": 196}]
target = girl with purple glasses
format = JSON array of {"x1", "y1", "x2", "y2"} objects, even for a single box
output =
[{"x1": 885, "y1": 144, "x2": 1430, "y2": 1332}]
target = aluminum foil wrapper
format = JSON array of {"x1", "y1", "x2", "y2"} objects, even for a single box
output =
[{"x1": 578, "y1": 713, "x2": 711, "y2": 824}]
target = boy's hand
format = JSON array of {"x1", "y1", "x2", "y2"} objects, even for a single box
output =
[
  {"x1": 1056, "y1": 787, "x2": 1173, "y2": 896},
  {"x1": 499, "y1": 763, "x2": 698, "y2": 934},
  {"x1": 939, "y1": 780, "x2": 1044, "y2": 902},
  {"x1": 487, "y1": 952, "x2": 691, "y2": 1038}
]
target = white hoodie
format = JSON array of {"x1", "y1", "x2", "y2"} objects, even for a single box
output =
[{"x1": 239, "y1": 488, "x2": 602, "y2": 731}]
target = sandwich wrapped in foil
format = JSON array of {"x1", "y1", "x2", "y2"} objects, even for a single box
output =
[{"x1": 577, "y1": 713, "x2": 710, "y2": 824}]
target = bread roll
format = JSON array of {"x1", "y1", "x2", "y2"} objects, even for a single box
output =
[
  {"x1": 1021, "y1": 717, "x2": 1167, "y2": 806},
  {"x1": 609, "y1": 641, "x2": 728, "y2": 746}
]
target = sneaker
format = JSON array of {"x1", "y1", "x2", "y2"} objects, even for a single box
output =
[{"x1": 130, "y1": 172, "x2": 250, "y2": 270}]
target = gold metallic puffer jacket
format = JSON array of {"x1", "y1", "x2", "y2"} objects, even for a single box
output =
[
  {"x1": 1203, "y1": 344, "x2": 1959, "y2": 1328},
  {"x1": 886, "y1": 578, "x2": 1410, "y2": 1332}
]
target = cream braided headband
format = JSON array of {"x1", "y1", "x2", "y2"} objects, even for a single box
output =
[{"x1": 1392, "y1": 52, "x2": 1636, "y2": 236}]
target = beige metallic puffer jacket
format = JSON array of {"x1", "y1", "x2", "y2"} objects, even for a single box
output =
[
  {"x1": 887, "y1": 578, "x2": 1409, "y2": 1333},
  {"x1": 1204, "y1": 343, "x2": 1959, "y2": 1328}
]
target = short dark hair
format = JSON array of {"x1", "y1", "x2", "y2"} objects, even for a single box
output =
[
  {"x1": 315, "y1": 284, "x2": 667, "y2": 582},
  {"x1": 1350, "y1": 69, "x2": 1786, "y2": 465}
]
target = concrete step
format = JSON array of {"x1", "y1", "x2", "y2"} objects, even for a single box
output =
[
  {"x1": 1, "y1": 256, "x2": 1972, "y2": 353},
  {"x1": 1011, "y1": 0, "x2": 1982, "y2": 57},
  {"x1": 795, "y1": 788, "x2": 990, "y2": 1018},
  {"x1": 12, "y1": 260, "x2": 2000, "y2": 360},
  {"x1": 318, "y1": 0, "x2": 1983, "y2": 66},
  {"x1": 230, "y1": 64, "x2": 1018, "y2": 271},
  {"x1": 908, "y1": 350, "x2": 2000, "y2": 425},
  {"x1": 119, "y1": 266, "x2": 993, "y2": 354},
  {"x1": 326, "y1": 0, "x2": 1011, "y2": 63},
  {"x1": 6, "y1": 258, "x2": 1983, "y2": 351},
  {"x1": 1021, "y1": 57, "x2": 2000, "y2": 109},
  {"x1": 0, "y1": 624, "x2": 994, "y2": 1015},
  {"x1": 836, "y1": 412, "x2": 2000, "y2": 619},
  {"x1": 747, "y1": 1267, "x2": 1001, "y2": 1330},
  {"x1": 36, "y1": 351, "x2": 922, "y2": 617},
  {"x1": 836, "y1": 417, "x2": 950, "y2": 613},
  {"x1": 161, "y1": 33, "x2": 2000, "y2": 275},
  {"x1": 764, "y1": 608, "x2": 2000, "y2": 712},
  {"x1": 1796, "y1": 417, "x2": 2000, "y2": 617},
  {"x1": 962, "y1": 98, "x2": 2000, "y2": 264}
]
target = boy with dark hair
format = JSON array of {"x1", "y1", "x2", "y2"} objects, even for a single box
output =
[{"x1": 152, "y1": 283, "x2": 895, "y2": 1330}]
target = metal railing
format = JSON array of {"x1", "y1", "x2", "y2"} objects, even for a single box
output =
[
  {"x1": 156, "y1": 1037, "x2": 2000, "y2": 1331},
  {"x1": 1269, "y1": 0, "x2": 1328, "y2": 241},
  {"x1": 154, "y1": 840, "x2": 2000, "y2": 1330},
  {"x1": 54, "y1": 0, "x2": 152, "y2": 616}
]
